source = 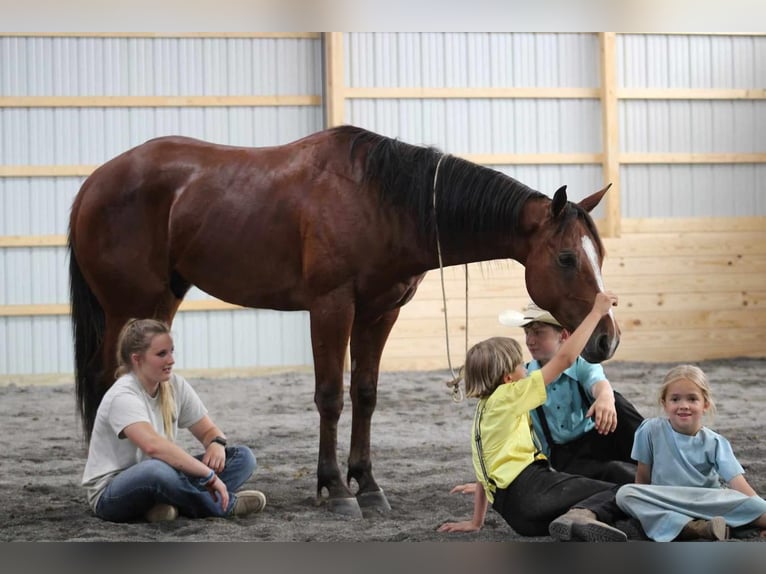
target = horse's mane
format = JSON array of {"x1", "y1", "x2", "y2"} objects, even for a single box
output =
[{"x1": 331, "y1": 125, "x2": 547, "y2": 238}]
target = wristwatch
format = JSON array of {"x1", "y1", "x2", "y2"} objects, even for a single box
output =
[{"x1": 210, "y1": 436, "x2": 227, "y2": 447}]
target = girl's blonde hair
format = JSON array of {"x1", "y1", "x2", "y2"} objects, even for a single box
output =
[
  {"x1": 659, "y1": 364, "x2": 716, "y2": 417},
  {"x1": 115, "y1": 318, "x2": 176, "y2": 439},
  {"x1": 463, "y1": 337, "x2": 525, "y2": 399}
]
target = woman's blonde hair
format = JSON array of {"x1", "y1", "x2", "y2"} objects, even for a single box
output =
[
  {"x1": 659, "y1": 364, "x2": 716, "y2": 417},
  {"x1": 115, "y1": 318, "x2": 176, "y2": 439},
  {"x1": 463, "y1": 337, "x2": 525, "y2": 399}
]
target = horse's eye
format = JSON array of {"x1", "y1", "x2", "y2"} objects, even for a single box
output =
[{"x1": 557, "y1": 251, "x2": 577, "y2": 268}]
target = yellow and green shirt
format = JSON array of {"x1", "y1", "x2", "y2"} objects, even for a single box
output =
[{"x1": 472, "y1": 369, "x2": 548, "y2": 502}]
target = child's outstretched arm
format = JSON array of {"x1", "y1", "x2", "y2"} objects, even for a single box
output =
[
  {"x1": 540, "y1": 291, "x2": 617, "y2": 385},
  {"x1": 438, "y1": 483, "x2": 488, "y2": 533},
  {"x1": 729, "y1": 474, "x2": 758, "y2": 497}
]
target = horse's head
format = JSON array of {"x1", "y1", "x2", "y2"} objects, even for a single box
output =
[{"x1": 523, "y1": 184, "x2": 620, "y2": 363}]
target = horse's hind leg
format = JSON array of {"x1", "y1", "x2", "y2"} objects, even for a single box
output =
[
  {"x1": 309, "y1": 290, "x2": 362, "y2": 518},
  {"x1": 347, "y1": 307, "x2": 401, "y2": 513},
  {"x1": 99, "y1": 290, "x2": 186, "y2": 395}
]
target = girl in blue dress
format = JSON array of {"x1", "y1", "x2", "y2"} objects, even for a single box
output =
[{"x1": 616, "y1": 364, "x2": 766, "y2": 541}]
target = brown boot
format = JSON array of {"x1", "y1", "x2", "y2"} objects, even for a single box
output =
[{"x1": 677, "y1": 517, "x2": 729, "y2": 541}]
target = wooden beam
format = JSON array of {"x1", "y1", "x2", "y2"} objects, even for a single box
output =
[
  {"x1": 621, "y1": 216, "x2": 766, "y2": 234},
  {"x1": 0, "y1": 165, "x2": 95, "y2": 177},
  {"x1": 0, "y1": 235, "x2": 67, "y2": 247},
  {"x1": 323, "y1": 32, "x2": 345, "y2": 127},
  {"x1": 0, "y1": 95, "x2": 321, "y2": 108},
  {"x1": 0, "y1": 299, "x2": 246, "y2": 317},
  {"x1": 460, "y1": 153, "x2": 602, "y2": 165},
  {"x1": 620, "y1": 153, "x2": 766, "y2": 164},
  {"x1": 344, "y1": 87, "x2": 600, "y2": 100},
  {"x1": 600, "y1": 32, "x2": 621, "y2": 238},
  {"x1": 0, "y1": 33, "x2": 321, "y2": 39},
  {"x1": 618, "y1": 88, "x2": 766, "y2": 100}
]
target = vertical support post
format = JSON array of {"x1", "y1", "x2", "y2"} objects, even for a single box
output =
[
  {"x1": 600, "y1": 32, "x2": 621, "y2": 237},
  {"x1": 324, "y1": 32, "x2": 351, "y2": 371},
  {"x1": 324, "y1": 32, "x2": 345, "y2": 128}
]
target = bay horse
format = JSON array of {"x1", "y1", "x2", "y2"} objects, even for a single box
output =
[{"x1": 68, "y1": 125, "x2": 620, "y2": 518}]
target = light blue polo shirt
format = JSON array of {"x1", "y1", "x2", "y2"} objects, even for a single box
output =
[{"x1": 528, "y1": 356, "x2": 606, "y2": 456}]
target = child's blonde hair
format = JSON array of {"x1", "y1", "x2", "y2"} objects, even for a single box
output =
[
  {"x1": 463, "y1": 337, "x2": 525, "y2": 399},
  {"x1": 659, "y1": 364, "x2": 716, "y2": 417},
  {"x1": 115, "y1": 318, "x2": 177, "y2": 439}
]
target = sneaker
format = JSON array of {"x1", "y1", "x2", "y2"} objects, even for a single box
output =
[
  {"x1": 231, "y1": 490, "x2": 267, "y2": 517},
  {"x1": 549, "y1": 508, "x2": 627, "y2": 542},
  {"x1": 145, "y1": 503, "x2": 179, "y2": 523}
]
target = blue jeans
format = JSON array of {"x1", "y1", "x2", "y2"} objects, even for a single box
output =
[{"x1": 95, "y1": 445, "x2": 257, "y2": 522}]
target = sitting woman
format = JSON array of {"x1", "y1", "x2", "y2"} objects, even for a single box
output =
[{"x1": 82, "y1": 318, "x2": 266, "y2": 523}]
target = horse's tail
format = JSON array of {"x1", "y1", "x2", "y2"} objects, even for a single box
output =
[{"x1": 68, "y1": 232, "x2": 105, "y2": 441}]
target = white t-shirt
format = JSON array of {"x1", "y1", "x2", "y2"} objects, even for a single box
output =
[{"x1": 81, "y1": 372, "x2": 207, "y2": 510}]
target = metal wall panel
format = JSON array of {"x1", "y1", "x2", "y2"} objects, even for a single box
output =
[
  {"x1": 0, "y1": 35, "x2": 322, "y2": 377},
  {"x1": 618, "y1": 34, "x2": 765, "y2": 218},
  {"x1": 618, "y1": 35, "x2": 766, "y2": 88},
  {"x1": 0, "y1": 37, "x2": 320, "y2": 96},
  {"x1": 346, "y1": 99, "x2": 602, "y2": 153},
  {"x1": 622, "y1": 164, "x2": 766, "y2": 218},
  {"x1": 345, "y1": 33, "x2": 600, "y2": 88}
]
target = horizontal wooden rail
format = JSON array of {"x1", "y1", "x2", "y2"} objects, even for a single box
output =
[
  {"x1": 4, "y1": 149, "x2": 763, "y2": 179},
  {"x1": 344, "y1": 87, "x2": 601, "y2": 99},
  {"x1": 0, "y1": 33, "x2": 321, "y2": 39},
  {"x1": 621, "y1": 153, "x2": 766, "y2": 164},
  {"x1": 0, "y1": 95, "x2": 321, "y2": 108},
  {"x1": 0, "y1": 235, "x2": 67, "y2": 247},
  {"x1": 0, "y1": 299, "x2": 246, "y2": 317},
  {"x1": 618, "y1": 88, "x2": 766, "y2": 100}
]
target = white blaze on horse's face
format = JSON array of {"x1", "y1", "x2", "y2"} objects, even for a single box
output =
[{"x1": 581, "y1": 235, "x2": 619, "y2": 356}]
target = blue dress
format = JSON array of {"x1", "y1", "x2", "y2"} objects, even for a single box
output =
[{"x1": 616, "y1": 417, "x2": 766, "y2": 541}]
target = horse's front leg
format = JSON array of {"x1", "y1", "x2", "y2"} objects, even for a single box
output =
[
  {"x1": 347, "y1": 308, "x2": 401, "y2": 513},
  {"x1": 309, "y1": 292, "x2": 361, "y2": 518}
]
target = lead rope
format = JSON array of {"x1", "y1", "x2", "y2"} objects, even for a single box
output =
[{"x1": 432, "y1": 154, "x2": 466, "y2": 403}]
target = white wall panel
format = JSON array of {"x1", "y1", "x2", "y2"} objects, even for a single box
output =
[
  {"x1": 622, "y1": 164, "x2": 765, "y2": 218},
  {"x1": 618, "y1": 35, "x2": 766, "y2": 88},
  {"x1": 346, "y1": 99, "x2": 602, "y2": 153},
  {"x1": 0, "y1": 37, "x2": 320, "y2": 96},
  {"x1": 620, "y1": 101, "x2": 764, "y2": 154},
  {"x1": 1, "y1": 35, "x2": 322, "y2": 377},
  {"x1": 345, "y1": 33, "x2": 599, "y2": 88},
  {"x1": 618, "y1": 34, "x2": 765, "y2": 218}
]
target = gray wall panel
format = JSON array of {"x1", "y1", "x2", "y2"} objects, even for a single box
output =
[
  {"x1": 345, "y1": 33, "x2": 599, "y2": 88},
  {"x1": 1, "y1": 35, "x2": 322, "y2": 377},
  {"x1": 346, "y1": 99, "x2": 602, "y2": 153},
  {"x1": 622, "y1": 164, "x2": 764, "y2": 217}
]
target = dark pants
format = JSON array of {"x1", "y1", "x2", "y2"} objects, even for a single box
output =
[
  {"x1": 550, "y1": 391, "x2": 644, "y2": 485},
  {"x1": 492, "y1": 460, "x2": 625, "y2": 537}
]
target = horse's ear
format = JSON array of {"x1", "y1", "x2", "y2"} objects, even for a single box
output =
[
  {"x1": 552, "y1": 185, "x2": 568, "y2": 218},
  {"x1": 578, "y1": 183, "x2": 612, "y2": 213}
]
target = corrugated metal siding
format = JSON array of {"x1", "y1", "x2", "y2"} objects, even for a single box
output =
[
  {"x1": 345, "y1": 33, "x2": 600, "y2": 87},
  {"x1": 618, "y1": 35, "x2": 766, "y2": 88},
  {"x1": 618, "y1": 34, "x2": 765, "y2": 218},
  {"x1": 0, "y1": 35, "x2": 322, "y2": 377},
  {"x1": 622, "y1": 164, "x2": 766, "y2": 218},
  {"x1": 0, "y1": 37, "x2": 321, "y2": 96},
  {"x1": 346, "y1": 99, "x2": 602, "y2": 155}
]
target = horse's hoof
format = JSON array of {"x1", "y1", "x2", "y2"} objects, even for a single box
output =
[
  {"x1": 327, "y1": 496, "x2": 363, "y2": 518},
  {"x1": 357, "y1": 489, "x2": 391, "y2": 512}
]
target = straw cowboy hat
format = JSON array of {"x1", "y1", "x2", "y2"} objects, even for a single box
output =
[{"x1": 498, "y1": 302, "x2": 562, "y2": 328}]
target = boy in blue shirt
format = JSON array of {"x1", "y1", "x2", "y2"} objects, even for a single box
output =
[{"x1": 500, "y1": 302, "x2": 643, "y2": 484}]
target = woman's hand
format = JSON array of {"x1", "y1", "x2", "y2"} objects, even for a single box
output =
[
  {"x1": 202, "y1": 442, "x2": 226, "y2": 474},
  {"x1": 204, "y1": 475, "x2": 230, "y2": 511}
]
